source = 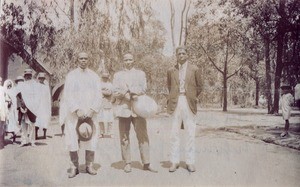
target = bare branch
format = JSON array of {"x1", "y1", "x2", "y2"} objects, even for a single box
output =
[
  {"x1": 226, "y1": 65, "x2": 242, "y2": 80},
  {"x1": 199, "y1": 43, "x2": 224, "y2": 74}
]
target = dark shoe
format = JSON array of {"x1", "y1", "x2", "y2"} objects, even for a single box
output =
[
  {"x1": 187, "y1": 164, "x2": 196, "y2": 172},
  {"x1": 86, "y1": 163, "x2": 97, "y2": 175},
  {"x1": 280, "y1": 131, "x2": 288, "y2": 138},
  {"x1": 68, "y1": 168, "x2": 79, "y2": 178},
  {"x1": 143, "y1": 164, "x2": 158, "y2": 173},
  {"x1": 124, "y1": 163, "x2": 132, "y2": 173},
  {"x1": 169, "y1": 163, "x2": 179, "y2": 172}
]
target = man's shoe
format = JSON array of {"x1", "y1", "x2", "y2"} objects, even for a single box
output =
[
  {"x1": 280, "y1": 131, "x2": 288, "y2": 138},
  {"x1": 86, "y1": 164, "x2": 97, "y2": 175},
  {"x1": 143, "y1": 164, "x2": 158, "y2": 173},
  {"x1": 68, "y1": 168, "x2": 79, "y2": 178},
  {"x1": 31, "y1": 142, "x2": 36, "y2": 147},
  {"x1": 187, "y1": 164, "x2": 196, "y2": 172},
  {"x1": 124, "y1": 163, "x2": 132, "y2": 173},
  {"x1": 169, "y1": 163, "x2": 179, "y2": 172}
]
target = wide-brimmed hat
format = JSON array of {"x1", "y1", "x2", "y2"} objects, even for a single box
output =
[
  {"x1": 132, "y1": 95, "x2": 158, "y2": 118},
  {"x1": 76, "y1": 117, "x2": 95, "y2": 141},
  {"x1": 24, "y1": 69, "x2": 33, "y2": 75},
  {"x1": 15, "y1": 76, "x2": 24, "y2": 82},
  {"x1": 37, "y1": 72, "x2": 46, "y2": 79},
  {"x1": 281, "y1": 83, "x2": 291, "y2": 90}
]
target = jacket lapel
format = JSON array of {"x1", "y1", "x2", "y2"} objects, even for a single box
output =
[
  {"x1": 185, "y1": 62, "x2": 192, "y2": 87},
  {"x1": 173, "y1": 65, "x2": 179, "y2": 86}
]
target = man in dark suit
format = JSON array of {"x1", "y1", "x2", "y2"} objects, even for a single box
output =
[{"x1": 167, "y1": 46, "x2": 202, "y2": 172}]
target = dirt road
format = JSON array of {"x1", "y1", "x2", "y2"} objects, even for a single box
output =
[{"x1": 1, "y1": 109, "x2": 299, "y2": 186}]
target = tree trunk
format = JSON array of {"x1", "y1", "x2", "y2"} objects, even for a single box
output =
[
  {"x1": 169, "y1": 0, "x2": 175, "y2": 53},
  {"x1": 70, "y1": 0, "x2": 75, "y2": 32},
  {"x1": 272, "y1": 0, "x2": 285, "y2": 114},
  {"x1": 223, "y1": 73, "x2": 227, "y2": 112},
  {"x1": 0, "y1": 56, "x2": 8, "y2": 80},
  {"x1": 179, "y1": 0, "x2": 187, "y2": 46},
  {"x1": 264, "y1": 37, "x2": 272, "y2": 113},
  {"x1": 255, "y1": 78, "x2": 259, "y2": 106}
]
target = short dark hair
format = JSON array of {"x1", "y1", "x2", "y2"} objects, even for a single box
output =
[{"x1": 176, "y1": 46, "x2": 187, "y2": 54}]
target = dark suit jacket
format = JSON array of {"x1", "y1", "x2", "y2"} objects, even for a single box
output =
[{"x1": 167, "y1": 62, "x2": 202, "y2": 114}]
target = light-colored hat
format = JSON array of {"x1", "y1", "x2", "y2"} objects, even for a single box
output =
[
  {"x1": 76, "y1": 117, "x2": 95, "y2": 141},
  {"x1": 281, "y1": 83, "x2": 291, "y2": 90},
  {"x1": 15, "y1": 76, "x2": 24, "y2": 82},
  {"x1": 37, "y1": 72, "x2": 46, "y2": 79},
  {"x1": 24, "y1": 69, "x2": 33, "y2": 75},
  {"x1": 132, "y1": 95, "x2": 158, "y2": 118}
]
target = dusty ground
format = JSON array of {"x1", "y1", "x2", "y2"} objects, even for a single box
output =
[{"x1": 0, "y1": 108, "x2": 299, "y2": 186}]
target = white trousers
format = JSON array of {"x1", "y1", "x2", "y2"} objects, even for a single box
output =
[
  {"x1": 21, "y1": 116, "x2": 35, "y2": 145},
  {"x1": 170, "y1": 96, "x2": 196, "y2": 165}
]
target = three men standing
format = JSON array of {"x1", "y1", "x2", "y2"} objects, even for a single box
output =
[
  {"x1": 60, "y1": 52, "x2": 101, "y2": 178},
  {"x1": 167, "y1": 46, "x2": 202, "y2": 172},
  {"x1": 112, "y1": 53, "x2": 157, "y2": 173}
]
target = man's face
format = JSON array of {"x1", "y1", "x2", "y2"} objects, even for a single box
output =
[
  {"x1": 7, "y1": 82, "x2": 12, "y2": 89},
  {"x1": 78, "y1": 52, "x2": 89, "y2": 70},
  {"x1": 24, "y1": 74, "x2": 32, "y2": 81},
  {"x1": 123, "y1": 54, "x2": 134, "y2": 70},
  {"x1": 176, "y1": 48, "x2": 188, "y2": 65},
  {"x1": 38, "y1": 77, "x2": 45, "y2": 83}
]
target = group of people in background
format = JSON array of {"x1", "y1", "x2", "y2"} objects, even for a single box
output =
[{"x1": 0, "y1": 69, "x2": 51, "y2": 149}]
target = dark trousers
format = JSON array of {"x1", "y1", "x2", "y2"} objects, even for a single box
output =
[{"x1": 119, "y1": 116, "x2": 150, "y2": 164}]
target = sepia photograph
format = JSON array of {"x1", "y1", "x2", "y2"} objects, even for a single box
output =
[{"x1": 0, "y1": 0, "x2": 300, "y2": 186}]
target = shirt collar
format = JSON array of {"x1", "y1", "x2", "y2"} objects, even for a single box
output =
[{"x1": 179, "y1": 61, "x2": 188, "y2": 69}]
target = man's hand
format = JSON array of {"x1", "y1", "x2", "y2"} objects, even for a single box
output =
[
  {"x1": 131, "y1": 94, "x2": 139, "y2": 101},
  {"x1": 76, "y1": 109, "x2": 85, "y2": 118},
  {"x1": 86, "y1": 109, "x2": 95, "y2": 118}
]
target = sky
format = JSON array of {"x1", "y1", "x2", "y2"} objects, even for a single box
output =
[{"x1": 151, "y1": 0, "x2": 192, "y2": 56}]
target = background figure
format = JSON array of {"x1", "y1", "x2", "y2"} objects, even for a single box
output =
[
  {"x1": 60, "y1": 52, "x2": 101, "y2": 178},
  {"x1": 112, "y1": 53, "x2": 157, "y2": 173},
  {"x1": 0, "y1": 77, "x2": 8, "y2": 149},
  {"x1": 279, "y1": 84, "x2": 294, "y2": 137},
  {"x1": 98, "y1": 72, "x2": 114, "y2": 138},
  {"x1": 3, "y1": 79, "x2": 20, "y2": 143},
  {"x1": 35, "y1": 72, "x2": 52, "y2": 139},
  {"x1": 295, "y1": 82, "x2": 300, "y2": 108},
  {"x1": 14, "y1": 76, "x2": 25, "y2": 127},
  {"x1": 167, "y1": 46, "x2": 202, "y2": 173},
  {"x1": 16, "y1": 69, "x2": 40, "y2": 147}
]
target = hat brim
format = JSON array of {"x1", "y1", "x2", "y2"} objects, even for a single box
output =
[{"x1": 76, "y1": 117, "x2": 95, "y2": 141}]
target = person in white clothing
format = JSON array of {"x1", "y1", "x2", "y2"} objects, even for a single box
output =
[
  {"x1": 279, "y1": 84, "x2": 294, "y2": 138},
  {"x1": 60, "y1": 52, "x2": 101, "y2": 178},
  {"x1": 294, "y1": 82, "x2": 300, "y2": 108},
  {"x1": 16, "y1": 69, "x2": 41, "y2": 147},
  {"x1": 35, "y1": 72, "x2": 52, "y2": 139},
  {"x1": 3, "y1": 79, "x2": 20, "y2": 143},
  {"x1": 98, "y1": 72, "x2": 114, "y2": 138},
  {"x1": 0, "y1": 77, "x2": 9, "y2": 149}
]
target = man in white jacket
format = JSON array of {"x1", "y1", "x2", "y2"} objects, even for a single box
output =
[
  {"x1": 17, "y1": 69, "x2": 40, "y2": 147},
  {"x1": 60, "y1": 52, "x2": 101, "y2": 178}
]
